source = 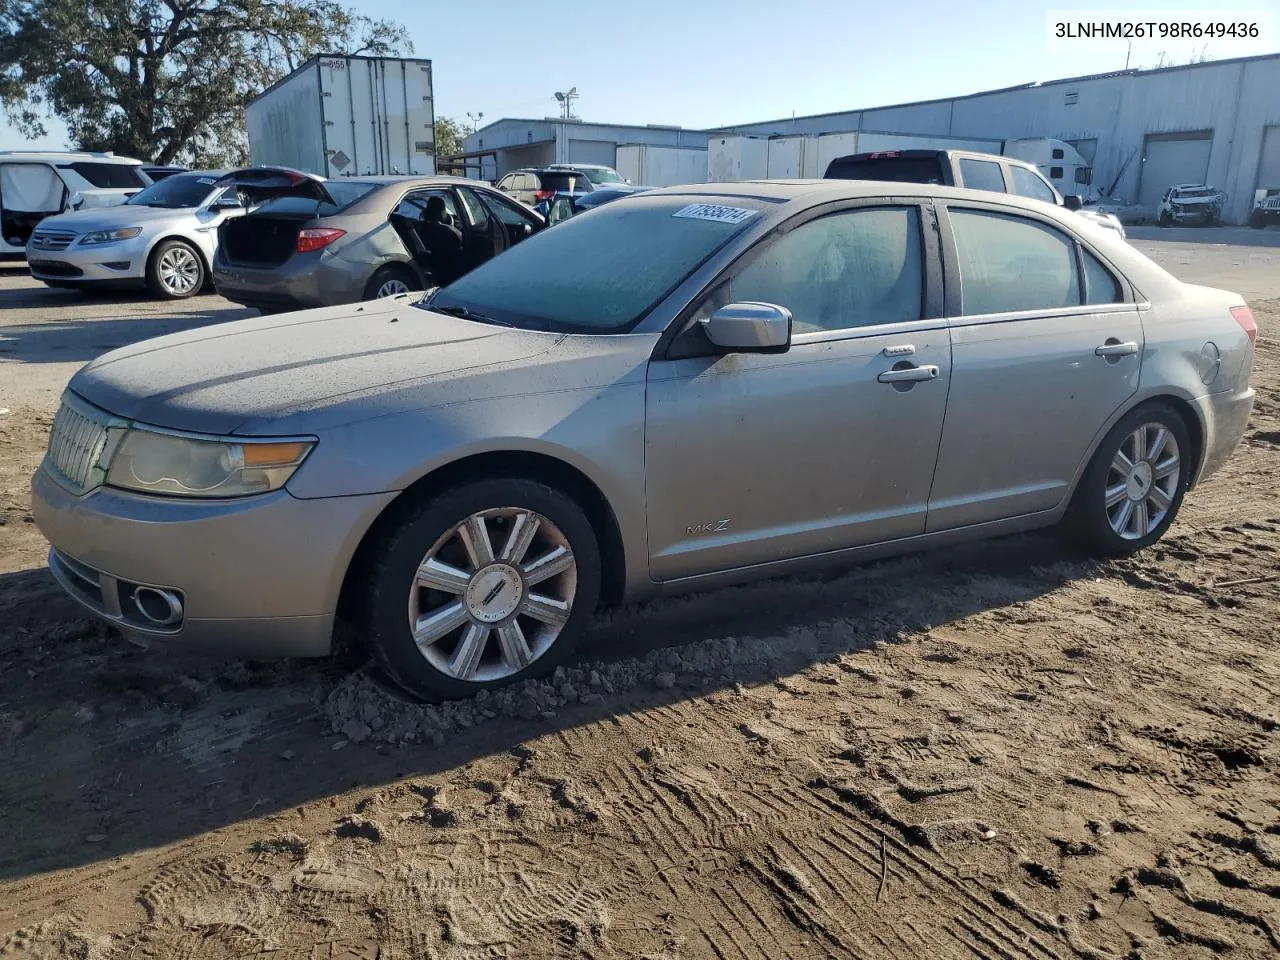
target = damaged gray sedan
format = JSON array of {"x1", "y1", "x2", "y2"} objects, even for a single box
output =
[{"x1": 33, "y1": 181, "x2": 1255, "y2": 700}]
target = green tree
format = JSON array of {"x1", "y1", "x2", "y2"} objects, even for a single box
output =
[
  {"x1": 0, "y1": 0, "x2": 413, "y2": 166},
  {"x1": 433, "y1": 116, "x2": 465, "y2": 160}
]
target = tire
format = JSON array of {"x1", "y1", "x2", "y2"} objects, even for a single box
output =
[
  {"x1": 363, "y1": 264, "x2": 422, "y2": 301},
  {"x1": 1251, "y1": 210, "x2": 1268, "y2": 230},
  {"x1": 359, "y1": 477, "x2": 602, "y2": 701},
  {"x1": 1063, "y1": 403, "x2": 1191, "y2": 557},
  {"x1": 146, "y1": 239, "x2": 204, "y2": 299},
  {"x1": 1158, "y1": 210, "x2": 1173, "y2": 227}
]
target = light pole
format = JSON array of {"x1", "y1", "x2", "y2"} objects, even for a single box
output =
[
  {"x1": 553, "y1": 87, "x2": 578, "y2": 120},
  {"x1": 466, "y1": 111, "x2": 484, "y2": 134}
]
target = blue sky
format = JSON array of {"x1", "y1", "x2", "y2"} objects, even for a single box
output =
[{"x1": 2, "y1": 0, "x2": 1275, "y2": 153}]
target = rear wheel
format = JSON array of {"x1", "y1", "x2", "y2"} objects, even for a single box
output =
[
  {"x1": 1064, "y1": 403, "x2": 1191, "y2": 556},
  {"x1": 360, "y1": 478, "x2": 601, "y2": 701},
  {"x1": 364, "y1": 264, "x2": 421, "y2": 301},
  {"x1": 146, "y1": 239, "x2": 204, "y2": 299}
]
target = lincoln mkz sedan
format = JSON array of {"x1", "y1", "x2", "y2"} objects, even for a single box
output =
[{"x1": 33, "y1": 181, "x2": 1256, "y2": 701}]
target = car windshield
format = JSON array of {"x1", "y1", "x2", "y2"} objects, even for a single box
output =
[
  {"x1": 581, "y1": 167, "x2": 625, "y2": 185},
  {"x1": 425, "y1": 196, "x2": 767, "y2": 334},
  {"x1": 1178, "y1": 188, "x2": 1215, "y2": 198},
  {"x1": 126, "y1": 173, "x2": 220, "y2": 208}
]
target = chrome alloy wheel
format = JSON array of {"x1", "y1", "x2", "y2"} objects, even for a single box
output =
[
  {"x1": 1105, "y1": 423, "x2": 1181, "y2": 540},
  {"x1": 158, "y1": 245, "x2": 200, "y2": 294},
  {"x1": 407, "y1": 508, "x2": 577, "y2": 682}
]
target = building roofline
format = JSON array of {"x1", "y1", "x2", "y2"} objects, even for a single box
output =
[{"x1": 471, "y1": 116, "x2": 700, "y2": 138}]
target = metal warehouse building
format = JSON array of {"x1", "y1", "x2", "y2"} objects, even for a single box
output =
[{"x1": 462, "y1": 52, "x2": 1280, "y2": 224}]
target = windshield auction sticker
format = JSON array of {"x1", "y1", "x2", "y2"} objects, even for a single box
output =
[{"x1": 672, "y1": 203, "x2": 758, "y2": 225}]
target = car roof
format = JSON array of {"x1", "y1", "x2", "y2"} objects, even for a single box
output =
[
  {"x1": 353, "y1": 175, "x2": 493, "y2": 187},
  {"x1": 0, "y1": 150, "x2": 143, "y2": 164},
  {"x1": 639, "y1": 178, "x2": 1059, "y2": 206}
]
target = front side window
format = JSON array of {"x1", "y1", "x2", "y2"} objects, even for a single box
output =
[
  {"x1": 1009, "y1": 166, "x2": 1058, "y2": 204},
  {"x1": 959, "y1": 159, "x2": 1006, "y2": 193},
  {"x1": 950, "y1": 208, "x2": 1081, "y2": 315},
  {"x1": 480, "y1": 189, "x2": 539, "y2": 227},
  {"x1": 730, "y1": 207, "x2": 923, "y2": 335}
]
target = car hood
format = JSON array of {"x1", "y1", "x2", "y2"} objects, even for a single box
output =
[
  {"x1": 68, "y1": 297, "x2": 562, "y2": 435},
  {"x1": 35, "y1": 204, "x2": 196, "y2": 233},
  {"x1": 1171, "y1": 194, "x2": 1222, "y2": 205}
]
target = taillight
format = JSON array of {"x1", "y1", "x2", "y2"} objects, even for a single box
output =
[
  {"x1": 1231, "y1": 305, "x2": 1257, "y2": 346},
  {"x1": 534, "y1": 189, "x2": 554, "y2": 201},
  {"x1": 296, "y1": 228, "x2": 345, "y2": 253}
]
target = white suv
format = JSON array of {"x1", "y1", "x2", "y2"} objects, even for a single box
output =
[{"x1": 0, "y1": 151, "x2": 149, "y2": 261}]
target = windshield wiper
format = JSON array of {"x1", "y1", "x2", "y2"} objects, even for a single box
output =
[{"x1": 428, "y1": 303, "x2": 512, "y2": 327}]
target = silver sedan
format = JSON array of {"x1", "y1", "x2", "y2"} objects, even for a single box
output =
[{"x1": 32, "y1": 181, "x2": 1256, "y2": 701}]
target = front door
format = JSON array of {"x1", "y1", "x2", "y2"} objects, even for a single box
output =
[
  {"x1": 645, "y1": 202, "x2": 952, "y2": 582},
  {"x1": 927, "y1": 203, "x2": 1143, "y2": 531}
]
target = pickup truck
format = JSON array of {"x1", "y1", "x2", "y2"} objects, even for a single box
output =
[{"x1": 824, "y1": 149, "x2": 1126, "y2": 239}]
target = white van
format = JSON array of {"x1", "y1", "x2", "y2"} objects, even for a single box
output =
[{"x1": 0, "y1": 151, "x2": 150, "y2": 260}]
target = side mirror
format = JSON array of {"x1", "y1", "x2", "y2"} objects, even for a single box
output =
[
  {"x1": 210, "y1": 199, "x2": 244, "y2": 214},
  {"x1": 625, "y1": 178, "x2": 632, "y2": 184},
  {"x1": 699, "y1": 302, "x2": 792, "y2": 352},
  {"x1": 1062, "y1": 194, "x2": 1083, "y2": 211}
]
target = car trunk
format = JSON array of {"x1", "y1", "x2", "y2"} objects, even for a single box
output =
[
  {"x1": 220, "y1": 201, "x2": 321, "y2": 267},
  {"x1": 215, "y1": 167, "x2": 337, "y2": 268}
]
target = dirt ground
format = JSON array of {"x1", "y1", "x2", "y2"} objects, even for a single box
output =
[{"x1": 1, "y1": 228, "x2": 1278, "y2": 959}]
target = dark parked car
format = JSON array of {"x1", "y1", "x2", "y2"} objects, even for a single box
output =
[
  {"x1": 211, "y1": 168, "x2": 545, "y2": 313},
  {"x1": 142, "y1": 165, "x2": 189, "y2": 182},
  {"x1": 546, "y1": 186, "x2": 651, "y2": 224}
]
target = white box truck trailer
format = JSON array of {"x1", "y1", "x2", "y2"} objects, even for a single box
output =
[{"x1": 246, "y1": 54, "x2": 436, "y2": 178}]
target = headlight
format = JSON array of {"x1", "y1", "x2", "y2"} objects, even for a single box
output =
[
  {"x1": 78, "y1": 227, "x2": 143, "y2": 245},
  {"x1": 105, "y1": 428, "x2": 314, "y2": 497}
]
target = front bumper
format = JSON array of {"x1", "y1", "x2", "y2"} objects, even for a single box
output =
[
  {"x1": 27, "y1": 236, "x2": 150, "y2": 283},
  {"x1": 31, "y1": 467, "x2": 395, "y2": 657}
]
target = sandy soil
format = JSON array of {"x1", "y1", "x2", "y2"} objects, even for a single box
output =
[{"x1": 1, "y1": 236, "x2": 1278, "y2": 959}]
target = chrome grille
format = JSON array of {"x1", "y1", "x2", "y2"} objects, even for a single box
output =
[
  {"x1": 45, "y1": 397, "x2": 111, "y2": 493},
  {"x1": 28, "y1": 229, "x2": 77, "y2": 252},
  {"x1": 1262, "y1": 197, "x2": 1280, "y2": 210}
]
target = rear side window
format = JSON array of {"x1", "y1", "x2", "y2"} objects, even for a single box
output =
[
  {"x1": 1083, "y1": 249, "x2": 1122, "y2": 304},
  {"x1": 732, "y1": 207, "x2": 923, "y2": 334},
  {"x1": 825, "y1": 157, "x2": 946, "y2": 184},
  {"x1": 1049, "y1": 166, "x2": 1064, "y2": 180},
  {"x1": 950, "y1": 209, "x2": 1081, "y2": 315},
  {"x1": 61, "y1": 162, "x2": 147, "y2": 189},
  {"x1": 958, "y1": 159, "x2": 1006, "y2": 193},
  {"x1": 1009, "y1": 166, "x2": 1058, "y2": 204},
  {"x1": 322, "y1": 181, "x2": 378, "y2": 209}
]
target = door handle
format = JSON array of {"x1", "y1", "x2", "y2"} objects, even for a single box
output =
[
  {"x1": 1095, "y1": 341, "x2": 1139, "y2": 358},
  {"x1": 877, "y1": 365, "x2": 940, "y2": 384}
]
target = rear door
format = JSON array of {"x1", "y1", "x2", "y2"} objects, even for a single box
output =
[{"x1": 927, "y1": 201, "x2": 1142, "y2": 531}]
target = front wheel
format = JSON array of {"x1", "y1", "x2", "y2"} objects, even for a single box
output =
[
  {"x1": 1251, "y1": 210, "x2": 1268, "y2": 230},
  {"x1": 1158, "y1": 210, "x2": 1173, "y2": 227},
  {"x1": 360, "y1": 478, "x2": 602, "y2": 701},
  {"x1": 146, "y1": 239, "x2": 204, "y2": 299},
  {"x1": 1064, "y1": 404, "x2": 1191, "y2": 556}
]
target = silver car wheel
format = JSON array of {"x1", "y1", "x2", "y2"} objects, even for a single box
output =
[
  {"x1": 1105, "y1": 423, "x2": 1180, "y2": 540},
  {"x1": 407, "y1": 507, "x2": 577, "y2": 682},
  {"x1": 158, "y1": 246, "x2": 200, "y2": 294},
  {"x1": 376, "y1": 278, "x2": 411, "y2": 298}
]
